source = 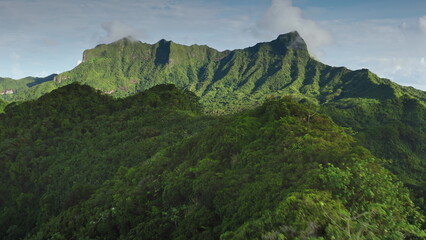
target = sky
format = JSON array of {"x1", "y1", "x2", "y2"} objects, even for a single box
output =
[{"x1": 1, "y1": 0, "x2": 426, "y2": 89}]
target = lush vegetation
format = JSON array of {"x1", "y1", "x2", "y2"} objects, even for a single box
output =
[
  {"x1": 323, "y1": 96, "x2": 426, "y2": 218},
  {"x1": 7, "y1": 32, "x2": 426, "y2": 113},
  {"x1": 0, "y1": 75, "x2": 57, "y2": 102},
  {"x1": 0, "y1": 99, "x2": 7, "y2": 113},
  {"x1": 0, "y1": 83, "x2": 424, "y2": 239},
  {"x1": 1, "y1": 31, "x2": 426, "y2": 238}
]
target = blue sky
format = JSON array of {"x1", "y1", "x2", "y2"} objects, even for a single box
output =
[{"x1": 1, "y1": 0, "x2": 426, "y2": 90}]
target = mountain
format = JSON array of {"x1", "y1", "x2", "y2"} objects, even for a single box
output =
[
  {"x1": 52, "y1": 32, "x2": 426, "y2": 113},
  {"x1": 2, "y1": 32, "x2": 426, "y2": 112},
  {"x1": 32, "y1": 32, "x2": 426, "y2": 211},
  {"x1": 0, "y1": 83, "x2": 424, "y2": 239},
  {"x1": 0, "y1": 74, "x2": 57, "y2": 102},
  {"x1": 1, "y1": 31, "x2": 426, "y2": 218}
]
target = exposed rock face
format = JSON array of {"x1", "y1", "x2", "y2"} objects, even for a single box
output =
[
  {"x1": 54, "y1": 75, "x2": 69, "y2": 83},
  {"x1": 0, "y1": 89, "x2": 15, "y2": 95},
  {"x1": 277, "y1": 31, "x2": 307, "y2": 50}
]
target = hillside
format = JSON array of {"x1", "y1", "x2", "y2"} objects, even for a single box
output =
[
  {"x1": 0, "y1": 99, "x2": 6, "y2": 113},
  {"x1": 1, "y1": 32, "x2": 426, "y2": 219},
  {"x1": 3, "y1": 32, "x2": 424, "y2": 113},
  {"x1": 42, "y1": 32, "x2": 426, "y2": 212},
  {"x1": 0, "y1": 84, "x2": 424, "y2": 239},
  {"x1": 51, "y1": 32, "x2": 426, "y2": 113},
  {"x1": 0, "y1": 75, "x2": 57, "y2": 102}
]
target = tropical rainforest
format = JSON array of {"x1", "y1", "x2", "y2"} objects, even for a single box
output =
[{"x1": 0, "y1": 32, "x2": 425, "y2": 239}]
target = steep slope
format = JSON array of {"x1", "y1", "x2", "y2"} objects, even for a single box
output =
[{"x1": 0, "y1": 84, "x2": 423, "y2": 239}]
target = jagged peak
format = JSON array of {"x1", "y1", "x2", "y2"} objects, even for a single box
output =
[
  {"x1": 245, "y1": 31, "x2": 308, "y2": 55},
  {"x1": 275, "y1": 31, "x2": 307, "y2": 50}
]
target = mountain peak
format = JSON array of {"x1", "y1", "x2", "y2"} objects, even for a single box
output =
[{"x1": 275, "y1": 31, "x2": 307, "y2": 50}]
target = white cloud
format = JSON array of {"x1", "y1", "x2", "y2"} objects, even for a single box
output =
[
  {"x1": 419, "y1": 16, "x2": 426, "y2": 33},
  {"x1": 320, "y1": 18, "x2": 426, "y2": 89},
  {"x1": 100, "y1": 20, "x2": 145, "y2": 43},
  {"x1": 257, "y1": 0, "x2": 333, "y2": 56}
]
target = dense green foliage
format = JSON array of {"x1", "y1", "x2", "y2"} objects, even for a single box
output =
[
  {"x1": 0, "y1": 75, "x2": 57, "y2": 102},
  {"x1": 0, "y1": 83, "x2": 206, "y2": 239},
  {"x1": 323, "y1": 96, "x2": 426, "y2": 217},
  {"x1": 1, "y1": 31, "x2": 426, "y2": 237},
  {"x1": 7, "y1": 32, "x2": 426, "y2": 113},
  {"x1": 0, "y1": 84, "x2": 424, "y2": 239},
  {"x1": 49, "y1": 33, "x2": 426, "y2": 115},
  {"x1": 0, "y1": 99, "x2": 7, "y2": 112}
]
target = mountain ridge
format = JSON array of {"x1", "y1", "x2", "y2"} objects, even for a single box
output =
[
  {"x1": 0, "y1": 32, "x2": 425, "y2": 203},
  {"x1": 1, "y1": 32, "x2": 426, "y2": 112},
  {"x1": 35, "y1": 33, "x2": 426, "y2": 112},
  {"x1": 0, "y1": 32, "x2": 426, "y2": 236},
  {"x1": 50, "y1": 32, "x2": 426, "y2": 220}
]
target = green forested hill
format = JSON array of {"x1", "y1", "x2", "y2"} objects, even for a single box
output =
[
  {"x1": 0, "y1": 75, "x2": 57, "y2": 102},
  {"x1": 5, "y1": 32, "x2": 426, "y2": 113},
  {"x1": 1, "y1": 31, "x2": 426, "y2": 236},
  {"x1": 0, "y1": 84, "x2": 424, "y2": 239},
  {"x1": 0, "y1": 99, "x2": 7, "y2": 113},
  {"x1": 51, "y1": 31, "x2": 426, "y2": 215},
  {"x1": 324, "y1": 95, "x2": 426, "y2": 209},
  {"x1": 51, "y1": 32, "x2": 426, "y2": 113}
]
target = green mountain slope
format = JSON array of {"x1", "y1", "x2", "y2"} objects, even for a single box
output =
[
  {"x1": 2, "y1": 32, "x2": 426, "y2": 109},
  {"x1": 48, "y1": 32, "x2": 426, "y2": 211},
  {"x1": 0, "y1": 99, "x2": 7, "y2": 113},
  {"x1": 0, "y1": 74, "x2": 57, "y2": 102},
  {"x1": 3, "y1": 32, "x2": 426, "y2": 113},
  {"x1": 50, "y1": 32, "x2": 426, "y2": 113},
  {"x1": 1, "y1": 31, "x2": 426, "y2": 218},
  {"x1": 0, "y1": 84, "x2": 423, "y2": 239}
]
